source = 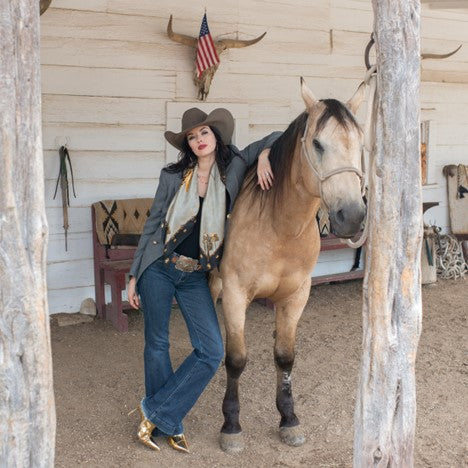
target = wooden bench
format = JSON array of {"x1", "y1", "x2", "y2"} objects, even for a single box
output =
[
  {"x1": 92, "y1": 198, "x2": 153, "y2": 332},
  {"x1": 312, "y1": 234, "x2": 365, "y2": 285}
]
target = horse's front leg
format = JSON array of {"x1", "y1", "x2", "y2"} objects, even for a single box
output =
[
  {"x1": 274, "y1": 277, "x2": 310, "y2": 446},
  {"x1": 208, "y1": 272, "x2": 223, "y2": 304},
  {"x1": 219, "y1": 288, "x2": 248, "y2": 453}
]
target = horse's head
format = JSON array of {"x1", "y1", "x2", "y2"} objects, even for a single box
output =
[{"x1": 300, "y1": 78, "x2": 366, "y2": 238}]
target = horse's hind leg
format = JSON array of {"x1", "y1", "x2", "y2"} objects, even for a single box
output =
[
  {"x1": 274, "y1": 277, "x2": 311, "y2": 446},
  {"x1": 219, "y1": 287, "x2": 248, "y2": 453}
]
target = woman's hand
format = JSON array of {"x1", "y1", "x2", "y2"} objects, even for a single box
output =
[
  {"x1": 127, "y1": 277, "x2": 140, "y2": 310},
  {"x1": 257, "y1": 148, "x2": 274, "y2": 190}
]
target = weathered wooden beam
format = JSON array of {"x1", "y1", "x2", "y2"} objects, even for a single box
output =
[
  {"x1": 0, "y1": 0, "x2": 55, "y2": 466},
  {"x1": 422, "y1": 0, "x2": 468, "y2": 8},
  {"x1": 354, "y1": 1, "x2": 422, "y2": 467}
]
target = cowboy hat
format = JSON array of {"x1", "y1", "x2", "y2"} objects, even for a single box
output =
[{"x1": 164, "y1": 107, "x2": 234, "y2": 151}]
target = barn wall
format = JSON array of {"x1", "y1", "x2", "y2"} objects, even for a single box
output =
[{"x1": 40, "y1": 0, "x2": 468, "y2": 313}]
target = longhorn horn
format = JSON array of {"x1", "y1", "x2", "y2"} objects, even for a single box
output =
[
  {"x1": 216, "y1": 32, "x2": 266, "y2": 51},
  {"x1": 167, "y1": 15, "x2": 197, "y2": 48},
  {"x1": 421, "y1": 44, "x2": 462, "y2": 60},
  {"x1": 40, "y1": 0, "x2": 52, "y2": 15}
]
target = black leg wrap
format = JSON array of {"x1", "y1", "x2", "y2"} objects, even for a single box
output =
[
  {"x1": 274, "y1": 353, "x2": 294, "y2": 373},
  {"x1": 222, "y1": 377, "x2": 242, "y2": 434},
  {"x1": 225, "y1": 353, "x2": 246, "y2": 379},
  {"x1": 221, "y1": 354, "x2": 247, "y2": 434}
]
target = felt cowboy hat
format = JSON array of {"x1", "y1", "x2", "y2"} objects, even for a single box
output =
[{"x1": 164, "y1": 107, "x2": 234, "y2": 151}]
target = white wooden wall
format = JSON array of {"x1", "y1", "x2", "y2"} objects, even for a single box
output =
[{"x1": 40, "y1": 0, "x2": 468, "y2": 313}]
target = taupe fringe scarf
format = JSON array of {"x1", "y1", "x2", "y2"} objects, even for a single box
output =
[{"x1": 164, "y1": 164, "x2": 226, "y2": 270}]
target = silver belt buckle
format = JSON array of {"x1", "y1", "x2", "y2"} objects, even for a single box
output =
[{"x1": 175, "y1": 255, "x2": 199, "y2": 272}]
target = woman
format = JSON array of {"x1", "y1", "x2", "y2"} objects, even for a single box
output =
[{"x1": 127, "y1": 107, "x2": 281, "y2": 453}]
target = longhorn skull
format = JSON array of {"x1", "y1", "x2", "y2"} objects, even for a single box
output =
[{"x1": 167, "y1": 15, "x2": 266, "y2": 100}]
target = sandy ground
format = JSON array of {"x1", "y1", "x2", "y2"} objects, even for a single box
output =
[{"x1": 51, "y1": 278, "x2": 467, "y2": 467}]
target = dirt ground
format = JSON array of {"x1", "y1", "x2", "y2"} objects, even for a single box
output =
[{"x1": 51, "y1": 278, "x2": 467, "y2": 467}]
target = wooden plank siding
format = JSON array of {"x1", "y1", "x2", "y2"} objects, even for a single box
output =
[{"x1": 40, "y1": 1, "x2": 468, "y2": 313}]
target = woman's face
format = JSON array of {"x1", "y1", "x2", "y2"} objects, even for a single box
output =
[{"x1": 186, "y1": 125, "x2": 217, "y2": 160}]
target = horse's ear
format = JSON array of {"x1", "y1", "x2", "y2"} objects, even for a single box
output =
[
  {"x1": 346, "y1": 82, "x2": 366, "y2": 114},
  {"x1": 300, "y1": 77, "x2": 318, "y2": 108}
]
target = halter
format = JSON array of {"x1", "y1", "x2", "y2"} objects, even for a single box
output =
[{"x1": 300, "y1": 116, "x2": 365, "y2": 210}]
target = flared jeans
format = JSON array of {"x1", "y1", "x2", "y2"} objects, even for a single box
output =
[{"x1": 137, "y1": 258, "x2": 224, "y2": 436}]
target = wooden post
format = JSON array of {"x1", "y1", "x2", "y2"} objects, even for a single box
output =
[
  {"x1": 354, "y1": 1, "x2": 422, "y2": 466},
  {"x1": 0, "y1": 0, "x2": 56, "y2": 466}
]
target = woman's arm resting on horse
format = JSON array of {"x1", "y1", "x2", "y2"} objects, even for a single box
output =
[
  {"x1": 257, "y1": 149, "x2": 274, "y2": 190},
  {"x1": 240, "y1": 131, "x2": 282, "y2": 190}
]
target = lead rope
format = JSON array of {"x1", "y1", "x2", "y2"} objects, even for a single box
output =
[{"x1": 341, "y1": 62, "x2": 377, "y2": 249}]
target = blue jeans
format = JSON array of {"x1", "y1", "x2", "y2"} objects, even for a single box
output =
[{"x1": 137, "y1": 258, "x2": 224, "y2": 436}]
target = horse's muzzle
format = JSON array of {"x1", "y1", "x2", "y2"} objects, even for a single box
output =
[{"x1": 329, "y1": 203, "x2": 366, "y2": 238}]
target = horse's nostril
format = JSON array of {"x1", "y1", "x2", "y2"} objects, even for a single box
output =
[{"x1": 336, "y1": 209, "x2": 345, "y2": 223}]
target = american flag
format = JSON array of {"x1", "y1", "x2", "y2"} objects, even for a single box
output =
[{"x1": 195, "y1": 14, "x2": 220, "y2": 78}]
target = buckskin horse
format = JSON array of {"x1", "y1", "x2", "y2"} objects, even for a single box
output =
[{"x1": 210, "y1": 78, "x2": 367, "y2": 453}]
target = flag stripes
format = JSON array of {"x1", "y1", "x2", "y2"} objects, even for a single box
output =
[{"x1": 196, "y1": 14, "x2": 220, "y2": 78}]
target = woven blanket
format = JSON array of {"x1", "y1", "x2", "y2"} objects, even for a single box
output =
[{"x1": 93, "y1": 198, "x2": 153, "y2": 245}]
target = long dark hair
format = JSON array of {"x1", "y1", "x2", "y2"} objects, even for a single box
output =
[{"x1": 166, "y1": 127, "x2": 232, "y2": 181}]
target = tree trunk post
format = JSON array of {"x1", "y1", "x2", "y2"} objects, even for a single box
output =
[
  {"x1": 0, "y1": 1, "x2": 56, "y2": 466},
  {"x1": 354, "y1": 1, "x2": 422, "y2": 467}
]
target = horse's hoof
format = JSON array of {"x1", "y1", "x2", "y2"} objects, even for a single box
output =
[
  {"x1": 279, "y1": 426, "x2": 306, "y2": 447},
  {"x1": 219, "y1": 432, "x2": 244, "y2": 453}
]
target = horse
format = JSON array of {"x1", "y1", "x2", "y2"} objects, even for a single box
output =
[{"x1": 210, "y1": 78, "x2": 367, "y2": 453}]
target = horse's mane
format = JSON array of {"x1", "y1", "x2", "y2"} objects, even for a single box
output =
[
  {"x1": 316, "y1": 99, "x2": 360, "y2": 133},
  {"x1": 243, "y1": 112, "x2": 307, "y2": 212},
  {"x1": 243, "y1": 99, "x2": 360, "y2": 215}
]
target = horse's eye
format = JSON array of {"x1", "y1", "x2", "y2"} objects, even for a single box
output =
[{"x1": 313, "y1": 139, "x2": 324, "y2": 155}]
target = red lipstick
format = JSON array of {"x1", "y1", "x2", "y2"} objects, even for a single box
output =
[{"x1": 198, "y1": 144, "x2": 207, "y2": 150}]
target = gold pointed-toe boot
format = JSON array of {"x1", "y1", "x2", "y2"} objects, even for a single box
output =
[
  {"x1": 168, "y1": 433, "x2": 190, "y2": 453},
  {"x1": 136, "y1": 405, "x2": 160, "y2": 451}
]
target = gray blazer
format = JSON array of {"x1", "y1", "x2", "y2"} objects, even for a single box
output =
[{"x1": 130, "y1": 131, "x2": 282, "y2": 284}]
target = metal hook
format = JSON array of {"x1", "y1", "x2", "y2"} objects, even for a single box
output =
[{"x1": 364, "y1": 33, "x2": 375, "y2": 70}]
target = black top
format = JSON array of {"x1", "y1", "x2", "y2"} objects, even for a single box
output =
[{"x1": 174, "y1": 197, "x2": 204, "y2": 260}]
